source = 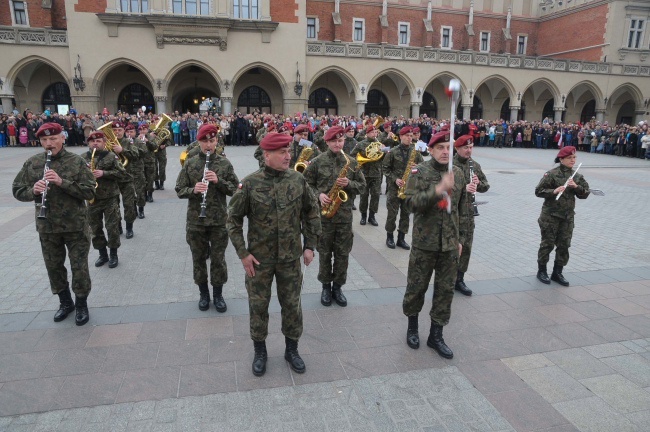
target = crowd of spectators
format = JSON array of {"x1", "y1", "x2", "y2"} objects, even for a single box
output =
[{"x1": 1, "y1": 107, "x2": 648, "y2": 159}]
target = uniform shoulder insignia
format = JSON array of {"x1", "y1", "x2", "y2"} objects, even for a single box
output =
[
  {"x1": 544, "y1": 172, "x2": 549, "y2": 177},
  {"x1": 238, "y1": 183, "x2": 243, "y2": 189},
  {"x1": 411, "y1": 168, "x2": 419, "y2": 174}
]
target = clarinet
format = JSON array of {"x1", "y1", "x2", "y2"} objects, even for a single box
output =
[
  {"x1": 198, "y1": 150, "x2": 210, "y2": 219},
  {"x1": 37, "y1": 150, "x2": 53, "y2": 219},
  {"x1": 468, "y1": 158, "x2": 479, "y2": 217}
]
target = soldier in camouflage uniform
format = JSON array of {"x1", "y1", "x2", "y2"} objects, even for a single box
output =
[
  {"x1": 254, "y1": 123, "x2": 276, "y2": 168},
  {"x1": 111, "y1": 122, "x2": 138, "y2": 238},
  {"x1": 185, "y1": 132, "x2": 225, "y2": 161},
  {"x1": 83, "y1": 131, "x2": 128, "y2": 269},
  {"x1": 351, "y1": 125, "x2": 387, "y2": 226},
  {"x1": 290, "y1": 124, "x2": 320, "y2": 171},
  {"x1": 124, "y1": 124, "x2": 148, "y2": 219},
  {"x1": 227, "y1": 132, "x2": 321, "y2": 377},
  {"x1": 382, "y1": 126, "x2": 424, "y2": 249},
  {"x1": 402, "y1": 131, "x2": 469, "y2": 359},
  {"x1": 153, "y1": 119, "x2": 169, "y2": 190},
  {"x1": 343, "y1": 125, "x2": 359, "y2": 210},
  {"x1": 176, "y1": 124, "x2": 239, "y2": 312},
  {"x1": 303, "y1": 126, "x2": 366, "y2": 308},
  {"x1": 452, "y1": 135, "x2": 490, "y2": 296},
  {"x1": 137, "y1": 124, "x2": 157, "y2": 203},
  {"x1": 12, "y1": 123, "x2": 95, "y2": 326},
  {"x1": 535, "y1": 146, "x2": 590, "y2": 286},
  {"x1": 313, "y1": 123, "x2": 327, "y2": 152}
]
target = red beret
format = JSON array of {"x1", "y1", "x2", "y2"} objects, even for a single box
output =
[
  {"x1": 412, "y1": 127, "x2": 420, "y2": 134},
  {"x1": 366, "y1": 125, "x2": 376, "y2": 133},
  {"x1": 557, "y1": 146, "x2": 576, "y2": 159},
  {"x1": 260, "y1": 132, "x2": 292, "y2": 150},
  {"x1": 294, "y1": 124, "x2": 309, "y2": 134},
  {"x1": 384, "y1": 119, "x2": 392, "y2": 125},
  {"x1": 428, "y1": 131, "x2": 450, "y2": 147},
  {"x1": 125, "y1": 124, "x2": 136, "y2": 131},
  {"x1": 139, "y1": 123, "x2": 149, "y2": 130},
  {"x1": 278, "y1": 124, "x2": 292, "y2": 134},
  {"x1": 112, "y1": 121, "x2": 125, "y2": 129},
  {"x1": 324, "y1": 126, "x2": 345, "y2": 141},
  {"x1": 439, "y1": 124, "x2": 450, "y2": 132},
  {"x1": 36, "y1": 122, "x2": 63, "y2": 138},
  {"x1": 399, "y1": 126, "x2": 413, "y2": 136},
  {"x1": 454, "y1": 135, "x2": 473, "y2": 148},
  {"x1": 197, "y1": 124, "x2": 219, "y2": 141},
  {"x1": 87, "y1": 131, "x2": 105, "y2": 141},
  {"x1": 331, "y1": 119, "x2": 339, "y2": 126},
  {"x1": 266, "y1": 123, "x2": 277, "y2": 132},
  {"x1": 345, "y1": 125, "x2": 354, "y2": 133}
]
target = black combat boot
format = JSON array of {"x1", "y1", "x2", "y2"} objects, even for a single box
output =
[
  {"x1": 198, "y1": 283, "x2": 210, "y2": 311},
  {"x1": 321, "y1": 282, "x2": 332, "y2": 307},
  {"x1": 331, "y1": 283, "x2": 348, "y2": 307},
  {"x1": 352, "y1": 203, "x2": 357, "y2": 210},
  {"x1": 386, "y1": 232, "x2": 396, "y2": 249},
  {"x1": 406, "y1": 315, "x2": 420, "y2": 349},
  {"x1": 108, "y1": 248, "x2": 119, "y2": 268},
  {"x1": 119, "y1": 224, "x2": 123, "y2": 235},
  {"x1": 159, "y1": 181, "x2": 165, "y2": 190},
  {"x1": 551, "y1": 263, "x2": 570, "y2": 286},
  {"x1": 426, "y1": 322, "x2": 453, "y2": 359},
  {"x1": 252, "y1": 341, "x2": 267, "y2": 376},
  {"x1": 154, "y1": 180, "x2": 160, "y2": 190},
  {"x1": 53, "y1": 289, "x2": 75, "y2": 322},
  {"x1": 74, "y1": 296, "x2": 90, "y2": 326},
  {"x1": 454, "y1": 271, "x2": 472, "y2": 296},
  {"x1": 146, "y1": 192, "x2": 153, "y2": 203},
  {"x1": 396, "y1": 231, "x2": 411, "y2": 250},
  {"x1": 95, "y1": 248, "x2": 109, "y2": 267},
  {"x1": 213, "y1": 285, "x2": 227, "y2": 313},
  {"x1": 125, "y1": 222, "x2": 134, "y2": 239},
  {"x1": 360, "y1": 212, "x2": 367, "y2": 226},
  {"x1": 138, "y1": 206, "x2": 145, "y2": 219},
  {"x1": 284, "y1": 337, "x2": 306, "y2": 374},
  {"x1": 536, "y1": 263, "x2": 551, "y2": 284},
  {"x1": 368, "y1": 212, "x2": 379, "y2": 226}
]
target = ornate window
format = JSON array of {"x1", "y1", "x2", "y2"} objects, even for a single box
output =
[
  {"x1": 308, "y1": 88, "x2": 338, "y2": 115},
  {"x1": 398, "y1": 22, "x2": 410, "y2": 46},
  {"x1": 480, "y1": 31, "x2": 490, "y2": 52},
  {"x1": 517, "y1": 35, "x2": 528, "y2": 55},
  {"x1": 233, "y1": 0, "x2": 259, "y2": 19},
  {"x1": 120, "y1": 0, "x2": 148, "y2": 12},
  {"x1": 627, "y1": 18, "x2": 645, "y2": 49},
  {"x1": 353, "y1": 18, "x2": 365, "y2": 42},
  {"x1": 441, "y1": 26, "x2": 452, "y2": 49},
  {"x1": 237, "y1": 86, "x2": 271, "y2": 114},
  {"x1": 307, "y1": 17, "x2": 317, "y2": 39},
  {"x1": 10, "y1": 0, "x2": 28, "y2": 26},
  {"x1": 172, "y1": 0, "x2": 209, "y2": 15}
]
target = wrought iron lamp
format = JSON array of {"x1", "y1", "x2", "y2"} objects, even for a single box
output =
[
  {"x1": 294, "y1": 63, "x2": 303, "y2": 97},
  {"x1": 73, "y1": 55, "x2": 85, "y2": 92}
]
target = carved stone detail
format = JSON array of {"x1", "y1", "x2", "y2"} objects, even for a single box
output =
[
  {"x1": 154, "y1": 96, "x2": 168, "y2": 102},
  {"x1": 158, "y1": 35, "x2": 227, "y2": 51}
]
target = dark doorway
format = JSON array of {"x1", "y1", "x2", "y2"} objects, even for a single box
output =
[
  {"x1": 580, "y1": 100, "x2": 596, "y2": 124},
  {"x1": 308, "y1": 88, "x2": 338, "y2": 115},
  {"x1": 42, "y1": 82, "x2": 71, "y2": 114},
  {"x1": 237, "y1": 85, "x2": 271, "y2": 114},
  {"x1": 421, "y1": 92, "x2": 437, "y2": 118},
  {"x1": 365, "y1": 89, "x2": 389, "y2": 117},
  {"x1": 457, "y1": 96, "x2": 483, "y2": 120},
  {"x1": 118, "y1": 83, "x2": 155, "y2": 114},
  {"x1": 176, "y1": 88, "x2": 219, "y2": 113}
]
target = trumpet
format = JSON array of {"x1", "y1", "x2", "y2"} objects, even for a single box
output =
[
  {"x1": 37, "y1": 150, "x2": 52, "y2": 219},
  {"x1": 199, "y1": 150, "x2": 210, "y2": 219}
]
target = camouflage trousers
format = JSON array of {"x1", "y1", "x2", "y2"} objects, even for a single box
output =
[
  {"x1": 155, "y1": 151, "x2": 167, "y2": 182},
  {"x1": 317, "y1": 221, "x2": 353, "y2": 286},
  {"x1": 118, "y1": 181, "x2": 137, "y2": 224},
  {"x1": 538, "y1": 215, "x2": 574, "y2": 267},
  {"x1": 131, "y1": 170, "x2": 147, "y2": 207},
  {"x1": 385, "y1": 187, "x2": 410, "y2": 234},
  {"x1": 144, "y1": 161, "x2": 156, "y2": 194},
  {"x1": 359, "y1": 176, "x2": 381, "y2": 214},
  {"x1": 403, "y1": 246, "x2": 459, "y2": 326},
  {"x1": 458, "y1": 221, "x2": 475, "y2": 273},
  {"x1": 186, "y1": 225, "x2": 229, "y2": 286},
  {"x1": 245, "y1": 259, "x2": 303, "y2": 342},
  {"x1": 39, "y1": 230, "x2": 91, "y2": 297},
  {"x1": 89, "y1": 196, "x2": 121, "y2": 250}
]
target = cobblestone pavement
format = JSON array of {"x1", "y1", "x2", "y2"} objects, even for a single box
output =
[{"x1": 0, "y1": 146, "x2": 649, "y2": 431}]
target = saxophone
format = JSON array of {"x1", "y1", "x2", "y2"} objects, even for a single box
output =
[
  {"x1": 397, "y1": 147, "x2": 417, "y2": 199},
  {"x1": 321, "y1": 152, "x2": 350, "y2": 219},
  {"x1": 88, "y1": 148, "x2": 98, "y2": 205},
  {"x1": 294, "y1": 147, "x2": 314, "y2": 173}
]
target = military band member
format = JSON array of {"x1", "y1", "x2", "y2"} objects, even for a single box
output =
[
  {"x1": 83, "y1": 131, "x2": 128, "y2": 269},
  {"x1": 12, "y1": 123, "x2": 95, "y2": 325},
  {"x1": 452, "y1": 135, "x2": 490, "y2": 296},
  {"x1": 186, "y1": 127, "x2": 225, "y2": 160},
  {"x1": 152, "y1": 118, "x2": 170, "y2": 190},
  {"x1": 227, "y1": 133, "x2": 322, "y2": 376},
  {"x1": 137, "y1": 124, "x2": 157, "y2": 203},
  {"x1": 290, "y1": 124, "x2": 320, "y2": 170},
  {"x1": 535, "y1": 146, "x2": 590, "y2": 286},
  {"x1": 343, "y1": 125, "x2": 359, "y2": 210},
  {"x1": 402, "y1": 131, "x2": 469, "y2": 359},
  {"x1": 254, "y1": 123, "x2": 276, "y2": 168},
  {"x1": 303, "y1": 126, "x2": 366, "y2": 308},
  {"x1": 382, "y1": 126, "x2": 424, "y2": 249},
  {"x1": 351, "y1": 125, "x2": 384, "y2": 226},
  {"x1": 125, "y1": 124, "x2": 149, "y2": 217},
  {"x1": 313, "y1": 122, "x2": 327, "y2": 152},
  {"x1": 111, "y1": 121, "x2": 138, "y2": 238}
]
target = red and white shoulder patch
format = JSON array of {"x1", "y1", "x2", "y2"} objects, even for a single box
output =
[
  {"x1": 544, "y1": 172, "x2": 549, "y2": 177},
  {"x1": 411, "y1": 168, "x2": 419, "y2": 174},
  {"x1": 238, "y1": 183, "x2": 243, "y2": 189}
]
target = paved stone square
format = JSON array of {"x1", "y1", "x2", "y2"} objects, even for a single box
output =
[{"x1": 0, "y1": 145, "x2": 649, "y2": 431}]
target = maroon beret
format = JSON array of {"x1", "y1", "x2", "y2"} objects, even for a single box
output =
[
  {"x1": 399, "y1": 126, "x2": 413, "y2": 136},
  {"x1": 454, "y1": 135, "x2": 473, "y2": 148},
  {"x1": 266, "y1": 123, "x2": 277, "y2": 132},
  {"x1": 260, "y1": 132, "x2": 292, "y2": 150},
  {"x1": 138, "y1": 123, "x2": 149, "y2": 130},
  {"x1": 278, "y1": 124, "x2": 292, "y2": 134},
  {"x1": 112, "y1": 121, "x2": 125, "y2": 129},
  {"x1": 197, "y1": 124, "x2": 219, "y2": 141},
  {"x1": 294, "y1": 124, "x2": 309, "y2": 134},
  {"x1": 428, "y1": 131, "x2": 450, "y2": 147},
  {"x1": 324, "y1": 126, "x2": 345, "y2": 141},
  {"x1": 345, "y1": 125, "x2": 354, "y2": 133},
  {"x1": 412, "y1": 127, "x2": 420, "y2": 134},
  {"x1": 557, "y1": 146, "x2": 576, "y2": 159},
  {"x1": 36, "y1": 122, "x2": 63, "y2": 138},
  {"x1": 125, "y1": 124, "x2": 136, "y2": 131},
  {"x1": 87, "y1": 131, "x2": 105, "y2": 141},
  {"x1": 365, "y1": 125, "x2": 375, "y2": 133}
]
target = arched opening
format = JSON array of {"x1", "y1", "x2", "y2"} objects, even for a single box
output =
[
  {"x1": 167, "y1": 65, "x2": 220, "y2": 114},
  {"x1": 421, "y1": 91, "x2": 437, "y2": 118},
  {"x1": 608, "y1": 84, "x2": 642, "y2": 125},
  {"x1": 117, "y1": 83, "x2": 155, "y2": 114},
  {"x1": 308, "y1": 88, "x2": 338, "y2": 115},
  {"x1": 542, "y1": 100, "x2": 566, "y2": 122},
  {"x1": 237, "y1": 85, "x2": 272, "y2": 114},
  {"x1": 580, "y1": 100, "x2": 596, "y2": 124},
  {"x1": 617, "y1": 101, "x2": 635, "y2": 125},
  {"x1": 457, "y1": 96, "x2": 483, "y2": 120},
  {"x1": 521, "y1": 79, "x2": 560, "y2": 123},
  {"x1": 566, "y1": 81, "x2": 602, "y2": 123},
  {"x1": 42, "y1": 82, "x2": 72, "y2": 114},
  {"x1": 309, "y1": 69, "x2": 357, "y2": 115},
  {"x1": 473, "y1": 76, "x2": 514, "y2": 120},
  {"x1": 365, "y1": 89, "x2": 389, "y2": 117},
  {"x1": 499, "y1": 98, "x2": 526, "y2": 121},
  {"x1": 423, "y1": 73, "x2": 466, "y2": 122}
]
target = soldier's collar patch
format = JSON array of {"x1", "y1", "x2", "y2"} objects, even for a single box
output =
[
  {"x1": 238, "y1": 183, "x2": 243, "y2": 189},
  {"x1": 544, "y1": 172, "x2": 549, "y2": 176},
  {"x1": 411, "y1": 168, "x2": 419, "y2": 174}
]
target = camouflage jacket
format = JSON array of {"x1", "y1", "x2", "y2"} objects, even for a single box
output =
[
  {"x1": 343, "y1": 137, "x2": 357, "y2": 155},
  {"x1": 138, "y1": 134, "x2": 158, "y2": 164},
  {"x1": 351, "y1": 139, "x2": 384, "y2": 178},
  {"x1": 176, "y1": 151, "x2": 239, "y2": 228},
  {"x1": 13, "y1": 149, "x2": 95, "y2": 234},
  {"x1": 535, "y1": 164, "x2": 590, "y2": 220},
  {"x1": 313, "y1": 130, "x2": 327, "y2": 152},
  {"x1": 255, "y1": 127, "x2": 267, "y2": 144},
  {"x1": 290, "y1": 139, "x2": 321, "y2": 168},
  {"x1": 453, "y1": 154, "x2": 490, "y2": 227},
  {"x1": 119, "y1": 137, "x2": 143, "y2": 178},
  {"x1": 303, "y1": 150, "x2": 366, "y2": 224},
  {"x1": 186, "y1": 140, "x2": 225, "y2": 160},
  {"x1": 227, "y1": 166, "x2": 322, "y2": 263},
  {"x1": 253, "y1": 145, "x2": 265, "y2": 168},
  {"x1": 382, "y1": 144, "x2": 424, "y2": 191},
  {"x1": 82, "y1": 149, "x2": 128, "y2": 200},
  {"x1": 404, "y1": 159, "x2": 468, "y2": 252}
]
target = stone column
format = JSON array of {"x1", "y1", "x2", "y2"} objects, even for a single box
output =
[
  {"x1": 356, "y1": 102, "x2": 366, "y2": 117},
  {"x1": 411, "y1": 102, "x2": 421, "y2": 118},
  {"x1": 595, "y1": 109, "x2": 605, "y2": 124},
  {"x1": 221, "y1": 97, "x2": 232, "y2": 115},
  {"x1": 554, "y1": 108, "x2": 564, "y2": 123},
  {"x1": 461, "y1": 104, "x2": 472, "y2": 120},
  {"x1": 1, "y1": 96, "x2": 14, "y2": 115},
  {"x1": 154, "y1": 96, "x2": 168, "y2": 115},
  {"x1": 510, "y1": 106, "x2": 519, "y2": 123},
  {"x1": 71, "y1": 94, "x2": 100, "y2": 115}
]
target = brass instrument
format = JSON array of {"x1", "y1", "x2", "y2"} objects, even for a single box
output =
[
  {"x1": 294, "y1": 147, "x2": 314, "y2": 173},
  {"x1": 199, "y1": 150, "x2": 211, "y2": 219},
  {"x1": 321, "y1": 152, "x2": 351, "y2": 219},
  {"x1": 372, "y1": 116, "x2": 384, "y2": 128},
  {"x1": 397, "y1": 146, "x2": 417, "y2": 199},
  {"x1": 88, "y1": 148, "x2": 98, "y2": 205},
  {"x1": 180, "y1": 150, "x2": 188, "y2": 167},
  {"x1": 98, "y1": 122, "x2": 129, "y2": 168},
  {"x1": 150, "y1": 114, "x2": 172, "y2": 152},
  {"x1": 37, "y1": 150, "x2": 52, "y2": 219},
  {"x1": 355, "y1": 140, "x2": 384, "y2": 168},
  {"x1": 468, "y1": 158, "x2": 479, "y2": 216}
]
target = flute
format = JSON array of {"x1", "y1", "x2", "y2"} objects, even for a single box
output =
[
  {"x1": 556, "y1": 162, "x2": 582, "y2": 201},
  {"x1": 199, "y1": 150, "x2": 211, "y2": 219},
  {"x1": 37, "y1": 150, "x2": 53, "y2": 219}
]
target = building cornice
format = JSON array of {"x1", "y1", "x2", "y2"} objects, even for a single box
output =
[{"x1": 538, "y1": 0, "x2": 613, "y2": 22}]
